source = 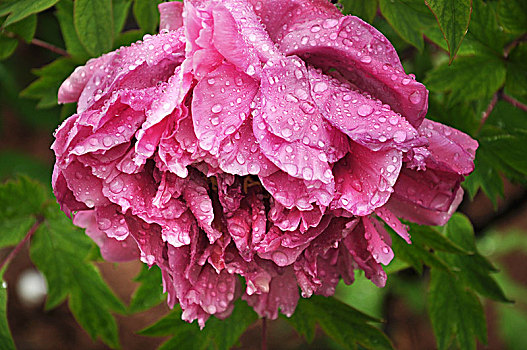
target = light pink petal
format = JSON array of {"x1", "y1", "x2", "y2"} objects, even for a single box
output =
[
  {"x1": 280, "y1": 16, "x2": 428, "y2": 128},
  {"x1": 60, "y1": 29, "x2": 185, "y2": 113},
  {"x1": 332, "y1": 143, "x2": 402, "y2": 216},
  {"x1": 134, "y1": 68, "x2": 192, "y2": 166},
  {"x1": 193, "y1": 63, "x2": 258, "y2": 155},
  {"x1": 73, "y1": 211, "x2": 139, "y2": 262},
  {"x1": 217, "y1": 118, "x2": 278, "y2": 177},
  {"x1": 58, "y1": 54, "x2": 114, "y2": 104},
  {"x1": 94, "y1": 204, "x2": 130, "y2": 240},
  {"x1": 61, "y1": 160, "x2": 111, "y2": 209},
  {"x1": 309, "y1": 66, "x2": 424, "y2": 151},
  {"x1": 253, "y1": 113, "x2": 334, "y2": 185},
  {"x1": 159, "y1": 2, "x2": 184, "y2": 31},
  {"x1": 418, "y1": 119, "x2": 478, "y2": 175},
  {"x1": 259, "y1": 56, "x2": 349, "y2": 164}
]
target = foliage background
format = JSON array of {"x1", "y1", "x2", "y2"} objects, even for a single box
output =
[{"x1": 0, "y1": 0, "x2": 526, "y2": 349}]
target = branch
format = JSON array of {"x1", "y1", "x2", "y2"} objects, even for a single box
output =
[
  {"x1": 261, "y1": 318, "x2": 267, "y2": 350},
  {"x1": 3, "y1": 31, "x2": 69, "y2": 57},
  {"x1": 30, "y1": 38, "x2": 69, "y2": 57},
  {"x1": 503, "y1": 93, "x2": 527, "y2": 112},
  {"x1": 477, "y1": 90, "x2": 500, "y2": 134},
  {"x1": 504, "y1": 33, "x2": 527, "y2": 59},
  {"x1": 0, "y1": 217, "x2": 43, "y2": 271}
]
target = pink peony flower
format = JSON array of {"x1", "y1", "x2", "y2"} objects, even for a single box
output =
[{"x1": 52, "y1": 0, "x2": 477, "y2": 327}]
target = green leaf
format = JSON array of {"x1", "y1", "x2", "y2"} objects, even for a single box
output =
[
  {"x1": 409, "y1": 223, "x2": 471, "y2": 254},
  {"x1": 480, "y1": 130, "x2": 527, "y2": 178},
  {"x1": 379, "y1": 0, "x2": 435, "y2": 51},
  {"x1": 4, "y1": 14, "x2": 37, "y2": 43},
  {"x1": 140, "y1": 300, "x2": 258, "y2": 350},
  {"x1": 0, "y1": 0, "x2": 59, "y2": 27},
  {"x1": 55, "y1": 0, "x2": 90, "y2": 61},
  {"x1": 340, "y1": 0, "x2": 378, "y2": 23},
  {"x1": 425, "y1": 0, "x2": 472, "y2": 62},
  {"x1": 133, "y1": 0, "x2": 162, "y2": 34},
  {"x1": 0, "y1": 177, "x2": 47, "y2": 248},
  {"x1": 113, "y1": 0, "x2": 133, "y2": 36},
  {"x1": 498, "y1": 0, "x2": 527, "y2": 34},
  {"x1": 285, "y1": 295, "x2": 393, "y2": 350},
  {"x1": 466, "y1": 0, "x2": 511, "y2": 53},
  {"x1": 21, "y1": 57, "x2": 77, "y2": 108},
  {"x1": 0, "y1": 36, "x2": 18, "y2": 60},
  {"x1": 388, "y1": 226, "x2": 451, "y2": 275},
  {"x1": 464, "y1": 147, "x2": 504, "y2": 206},
  {"x1": 74, "y1": 0, "x2": 114, "y2": 57},
  {"x1": 128, "y1": 265, "x2": 165, "y2": 313},
  {"x1": 440, "y1": 214, "x2": 510, "y2": 302},
  {"x1": 30, "y1": 204, "x2": 125, "y2": 348},
  {"x1": 505, "y1": 43, "x2": 527, "y2": 104},
  {"x1": 425, "y1": 54, "x2": 506, "y2": 104},
  {"x1": 428, "y1": 269, "x2": 487, "y2": 350},
  {"x1": 0, "y1": 281, "x2": 15, "y2": 350}
]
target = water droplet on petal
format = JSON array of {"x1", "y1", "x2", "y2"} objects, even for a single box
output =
[
  {"x1": 211, "y1": 104, "x2": 223, "y2": 113},
  {"x1": 310, "y1": 24, "x2": 321, "y2": 33},
  {"x1": 313, "y1": 81, "x2": 328, "y2": 92},
  {"x1": 357, "y1": 104, "x2": 373, "y2": 117},
  {"x1": 409, "y1": 91, "x2": 421, "y2": 104}
]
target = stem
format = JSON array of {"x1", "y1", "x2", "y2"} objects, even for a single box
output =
[
  {"x1": 503, "y1": 93, "x2": 527, "y2": 112},
  {"x1": 0, "y1": 217, "x2": 43, "y2": 271},
  {"x1": 3, "y1": 31, "x2": 69, "y2": 57},
  {"x1": 261, "y1": 318, "x2": 267, "y2": 350},
  {"x1": 30, "y1": 38, "x2": 69, "y2": 57},
  {"x1": 477, "y1": 91, "x2": 500, "y2": 134},
  {"x1": 504, "y1": 33, "x2": 527, "y2": 59}
]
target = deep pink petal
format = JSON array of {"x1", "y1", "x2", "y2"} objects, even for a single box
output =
[
  {"x1": 332, "y1": 143, "x2": 402, "y2": 216},
  {"x1": 418, "y1": 119, "x2": 478, "y2": 175}
]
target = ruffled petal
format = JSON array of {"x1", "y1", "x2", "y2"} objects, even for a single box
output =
[
  {"x1": 192, "y1": 63, "x2": 258, "y2": 155},
  {"x1": 159, "y1": 1, "x2": 184, "y2": 31},
  {"x1": 279, "y1": 16, "x2": 428, "y2": 128},
  {"x1": 332, "y1": 143, "x2": 402, "y2": 216}
]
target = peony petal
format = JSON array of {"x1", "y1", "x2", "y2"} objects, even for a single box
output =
[
  {"x1": 259, "y1": 56, "x2": 349, "y2": 163},
  {"x1": 193, "y1": 63, "x2": 258, "y2": 155},
  {"x1": 61, "y1": 29, "x2": 185, "y2": 113},
  {"x1": 309, "y1": 66, "x2": 424, "y2": 151},
  {"x1": 254, "y1": 113, "x2": 334, "y2": 185},
  {"x1": 260, "y1": 170, "x2": 334, "y2": 210},
  {"x1": 248, "y1": 0, "x2": 341, "y2": 43},
  {"x1": 375, "y1": 207, "x2": 411, "y2": 244},
  {"x1": 73, "y1": 210, "x2": 139, "y2": 262},
  {"x1": 280, "y1": 16, "x2": 428, "y2": 128},
  {"x1": 244, "y1": 267, "x2": 299, "y2": 319},
  {"x1": 332, "y1": 143, "x2": 402, "y2": 216},
  {"x1": 159, "y1": 1, "x2": 184, "y2": 31},
  {"x1": 417, "y1": 119, "x2": 478, "y2": 175}
]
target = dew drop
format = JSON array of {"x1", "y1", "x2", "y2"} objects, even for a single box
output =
[
  {"x1": 357, "y1": 104, "x2": 373, "y2": 117},
  {"x1": 409, "y1": 91, "x2": 421, "y2": 104},
  {"x1": 211, "y1": 104, "x2": 223, "y2": 113}
]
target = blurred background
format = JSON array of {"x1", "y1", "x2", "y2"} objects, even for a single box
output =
[{"x1": 1, "y1": 2, "x2": 527, "y2": 350}]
